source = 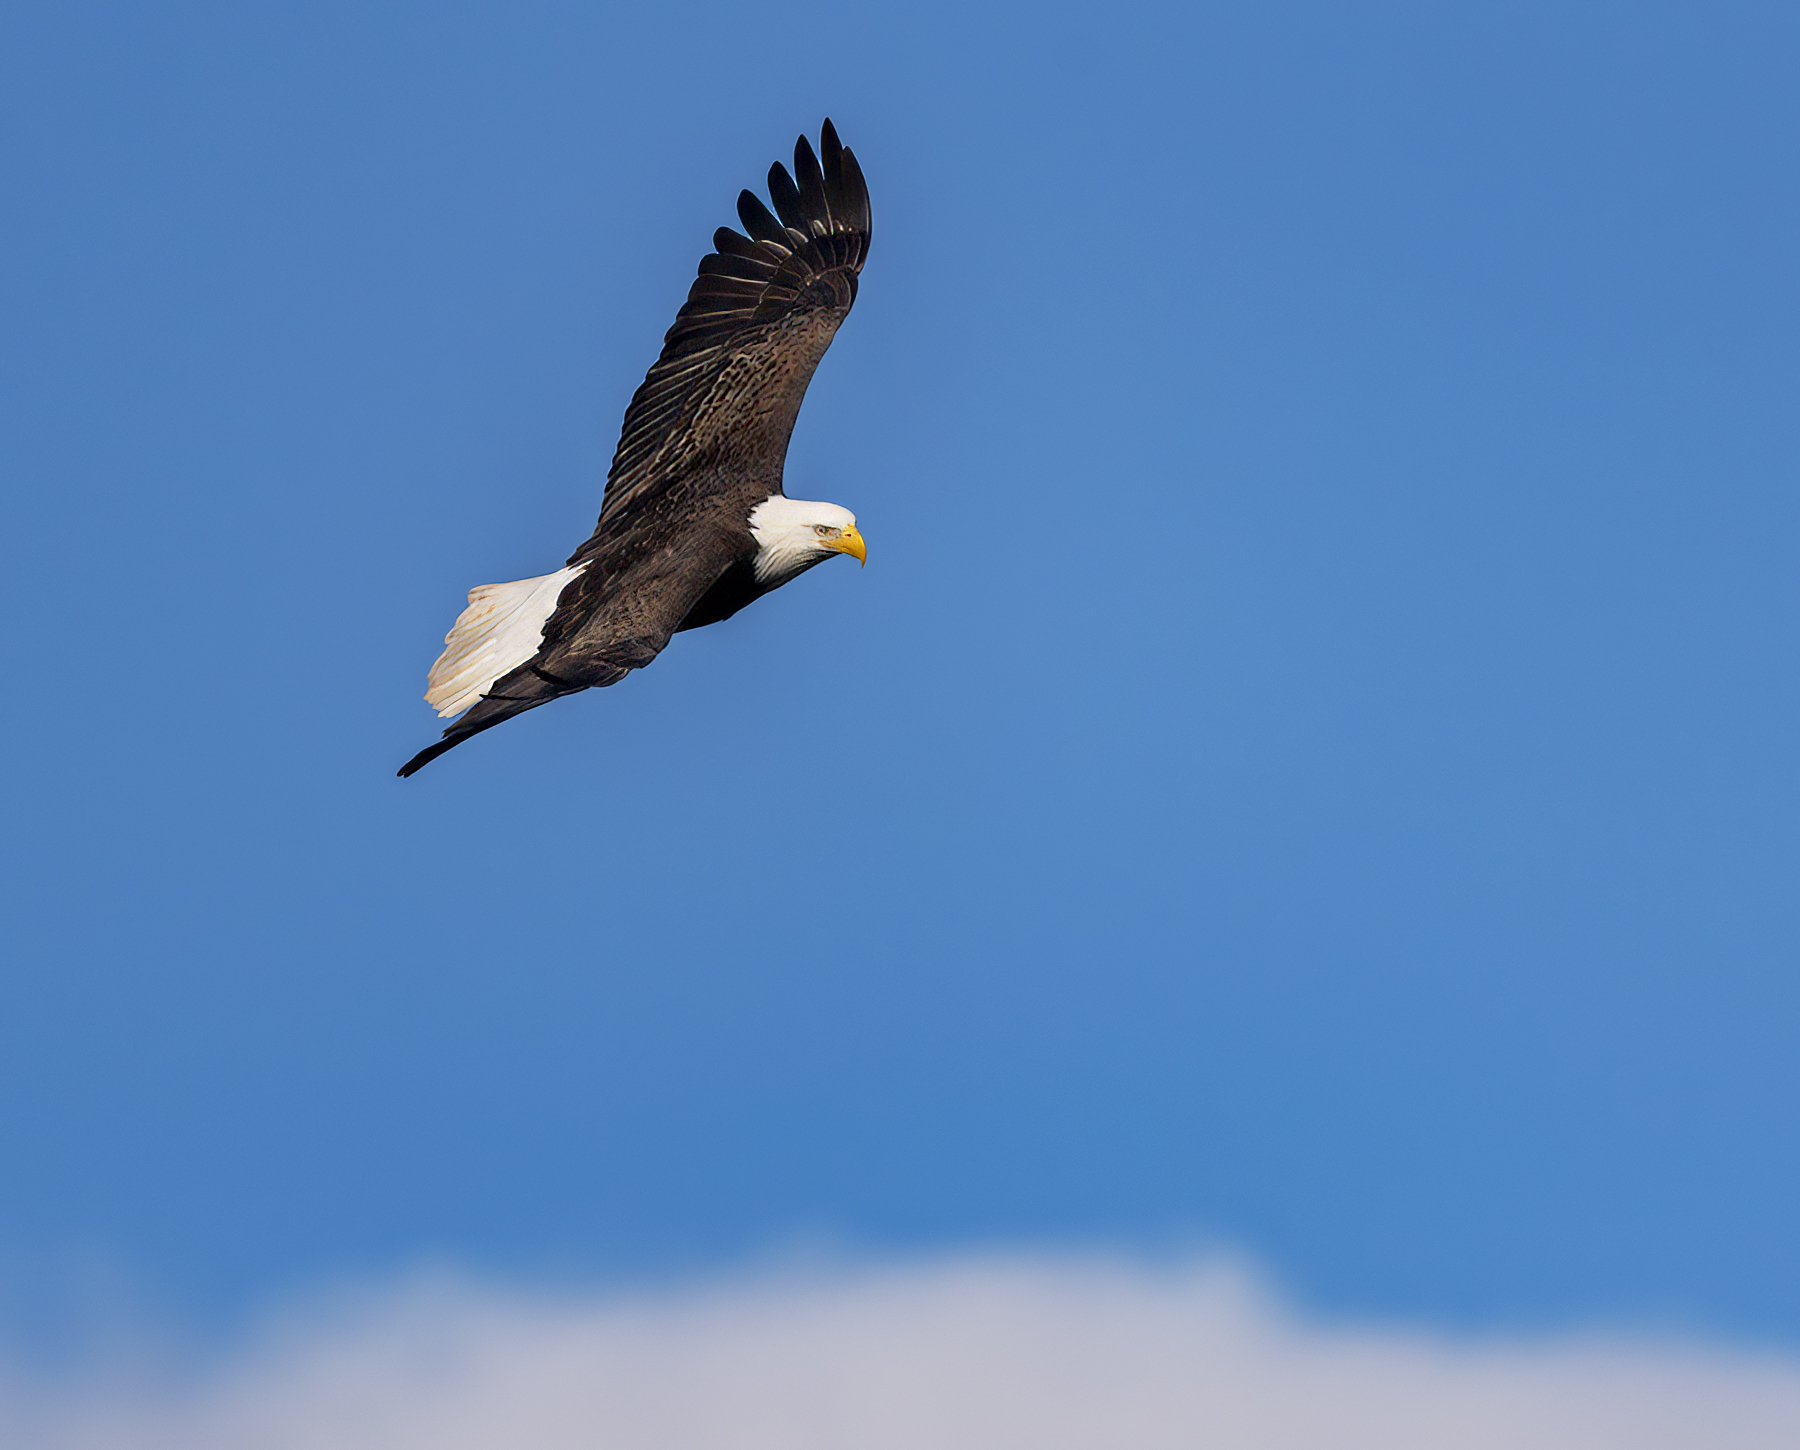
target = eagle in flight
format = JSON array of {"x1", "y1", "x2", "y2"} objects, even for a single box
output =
[{"x1": 399, "y1": 120, "x2": 871, "y2": 777}]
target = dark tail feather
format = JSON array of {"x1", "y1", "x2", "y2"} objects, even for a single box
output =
[{"x1": 397, "y1": 670, "x2": 581, "y2": 777}]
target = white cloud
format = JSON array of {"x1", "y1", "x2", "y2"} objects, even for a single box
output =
[{"x1": 4, "y1": 1253, "x2": 1799, "y2": 1450}]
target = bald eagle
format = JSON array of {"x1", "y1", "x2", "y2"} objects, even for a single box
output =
[{"x1": 398, "y1": 121, "x2": 871, "y2": 777}]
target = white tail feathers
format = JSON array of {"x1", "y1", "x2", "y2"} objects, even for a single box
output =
[{"x1": 424, "y1": 564, "x2": 588, "y2": 718}]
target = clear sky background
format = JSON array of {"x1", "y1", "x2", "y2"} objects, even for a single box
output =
[{"x1": 3, "y1": 0, "x2": 1797, "y2": 1364}]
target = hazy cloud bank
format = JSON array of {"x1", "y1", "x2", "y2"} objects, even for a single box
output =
[{"x1": 4, "y1": 1255, "x2": 1799, "y2": 1450}]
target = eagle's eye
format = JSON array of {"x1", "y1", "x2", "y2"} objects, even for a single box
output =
[{"x1": 813, "y1": 524, "x2": 835, "y2": 537}]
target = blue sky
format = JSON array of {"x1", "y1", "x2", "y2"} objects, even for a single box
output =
[{"x1": 3, "y1": 0, "x2": 1798, "y2": 1359}]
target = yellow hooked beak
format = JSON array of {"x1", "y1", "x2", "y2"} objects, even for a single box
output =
[{"x1": 829, "y1": 525, "x2": 867, "y2": 566}]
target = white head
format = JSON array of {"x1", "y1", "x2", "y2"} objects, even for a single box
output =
[{"x1": 747, "y1": 496, "x2": 867, "y2": 585}]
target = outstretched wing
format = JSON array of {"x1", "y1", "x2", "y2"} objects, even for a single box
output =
[
  {"x1": 396, "y1": 517, "x2": 743, "y2": 779},
  {"x1": 571, "y1": 120, "x2": 872, "y2": 557}
]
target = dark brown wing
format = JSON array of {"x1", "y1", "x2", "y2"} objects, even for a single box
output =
[
  {"x1": 397, "y1": 514, "x2": 744, "y2": 778},
  {"x1": 571, "y1": 120, "x2": 871, "y2": 557}
]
